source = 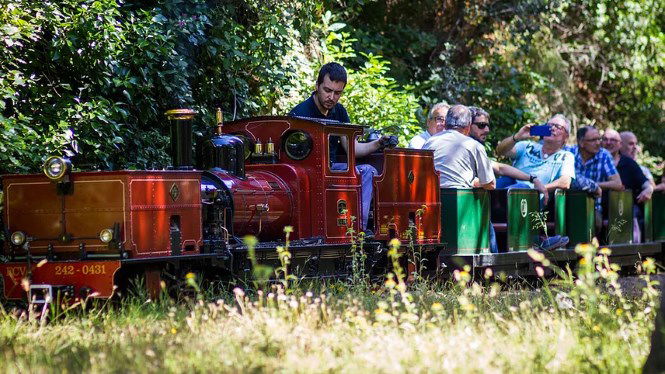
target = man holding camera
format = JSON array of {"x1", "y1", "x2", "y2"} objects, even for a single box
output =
[{"x1": 495, "y1": 114, "x2": 575, "y2": 192}]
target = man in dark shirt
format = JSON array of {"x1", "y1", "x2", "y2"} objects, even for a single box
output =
[
  {"x1": 290, "y1": 62, "x2": 385, "y2": 234},
  {"x1": 602, "y1": 128, "x2": 653, "y2": 242},
  {"x1": 602, "y1": 129, "x2": 653, "y2": 202}
]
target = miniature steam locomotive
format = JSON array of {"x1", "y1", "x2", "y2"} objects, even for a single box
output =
[{"x1": 0, "y1": 109, "x2": 663, "y2": 304}]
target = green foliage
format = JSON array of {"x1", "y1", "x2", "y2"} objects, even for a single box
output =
[{"x1": 0, "y1": 0, "x2": 661, "y2": 172}]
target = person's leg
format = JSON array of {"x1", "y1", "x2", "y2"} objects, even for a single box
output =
[
  {"x1": 355, "y1": 164, "x2": 378, "y2": 231},
  {"x1": 489, "y1": 222, "x2": 498, "y2": 253}
]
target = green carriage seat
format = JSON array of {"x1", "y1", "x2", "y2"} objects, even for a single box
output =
[
  {"x1": 490, "y1": 189, "x2": 540, "y2": 252},
  {"x1": 440, "y1": 188, "x2": 490, "y2": 254}
]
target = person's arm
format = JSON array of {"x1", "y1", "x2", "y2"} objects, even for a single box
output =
[
  {"x1": 598, "y1": 174, "x2": 624, "y2": 191},
  {"x1": 480, "y1": 179, "x2": 496, "y2": 190},
  {"x1": 545, "y1": 175, "x2": 572, "y2": 191},
  {"x1": 496, "y1": 124, "x2": 532, "y2": 157},
  {"x1": 492, "y1": 162, "x2": 548, "y2": 202},
  {"x1": 475, "y1": 144, "x2": 496, "y2": 190},
  {"x1": 637, "y1": 180, "x2": 654, "y2": 203},
  {"x1": 354, "y1": 138, "x2": 384, "y2": 158},
  {"x1": 340, "y1": 136, "x2": 385, "y2": 159},
  {"x1": 655, "y1": 176, "x2": 665, "y2": 192}
]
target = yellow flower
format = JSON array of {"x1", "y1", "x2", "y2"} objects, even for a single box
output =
[
  {"x1": 599, "y1": 247, "x2": 611, "y2": 255},
  {"x1": 185, "y1": 272, "x2": 196, "y2": 280},
  {"x1": 171, "y1": 328, "x2": 177, "y2": 334},
  {"x1": 431, "y1": 302, "x2": 443, "y2": 312},
  {"x1": 592, "y1": 325, "x2": 601, "y2": 332},
  {"x1": 616, "y1": 308, "x2": 623, "y2": 316},
  {"x1": 579, "y1": 258, "x2": 587, "y2": 266}
]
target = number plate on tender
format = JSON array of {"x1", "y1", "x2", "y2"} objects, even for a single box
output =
[{"x1": 0, "y1": 260, "x2": 121, "y2": 300}]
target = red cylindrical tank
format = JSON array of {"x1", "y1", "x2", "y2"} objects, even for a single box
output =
[{"x1": 208, "y1": 170, "x2": 294, "y2": 241}]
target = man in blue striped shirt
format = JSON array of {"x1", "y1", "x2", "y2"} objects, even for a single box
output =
[{"x1": 566, "y1": 126, "x2": 624, "y2": 196}]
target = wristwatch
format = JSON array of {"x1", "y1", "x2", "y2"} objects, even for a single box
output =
[{"x1": 529, "y1": 175, "x2": 537, "y2": 183}]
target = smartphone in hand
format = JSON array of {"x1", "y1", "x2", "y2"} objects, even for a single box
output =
[{"x1": 529, "y1": 124, "x2": 552, "y2": 137}]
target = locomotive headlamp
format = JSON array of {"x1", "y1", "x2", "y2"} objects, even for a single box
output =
[
  {"x1": 10, "y1": 231, "x2": 26, "y2": 246},
  {"x1": 43, "y1": 156, "x2": 72, "y2": 181},
  {"x1": 99, "y1": 228, "x2": 114, "y2": 243}
]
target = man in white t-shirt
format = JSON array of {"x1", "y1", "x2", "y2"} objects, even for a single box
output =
[
  {"x1": 424, "y1": 104, "x2": 496, "y2": 252},
  {"x1": 408, "y1": 102, "x2": 450, "y2": 149},
  {"x1": 423, "y1": 105, "x2": 496, "y2": 189}
]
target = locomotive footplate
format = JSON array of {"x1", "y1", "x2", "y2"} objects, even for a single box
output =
[
  {"x1": 438, "y1": 241, "x2": 664, "y2": 276},
  {"x1": 0, "y1": 260, "x2": 121, "y2": 301}
]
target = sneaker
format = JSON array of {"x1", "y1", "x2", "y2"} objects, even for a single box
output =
[{"x1": 538, "y1": 235, "x2": 570, "y2": 251}]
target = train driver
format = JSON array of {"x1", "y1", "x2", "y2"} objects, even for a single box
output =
[{"x1": 289, "y1": 62, "x2": 386, "y2": 235}]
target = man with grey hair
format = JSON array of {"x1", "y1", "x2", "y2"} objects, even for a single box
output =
[
  {"x1": 408, "y1": 102, "x2": 450, "y2": 149},
  {"x1": 496, "y1": 113, "x2": 575, "y2": 191},
  {"x1": 424, "y1": 104, "x2": 497, "y2": 252},
  {"x1": 423, "y1": 104, "x2": 495, "y2": 189}
]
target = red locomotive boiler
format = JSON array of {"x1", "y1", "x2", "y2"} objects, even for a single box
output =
[{"x1": 0, "y1": 109, "x2": 441, "y2": 302}]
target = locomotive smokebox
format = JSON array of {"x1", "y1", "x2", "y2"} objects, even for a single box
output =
[{"x1": 165, "y1": 109, "x2": 196, "y2": 170}]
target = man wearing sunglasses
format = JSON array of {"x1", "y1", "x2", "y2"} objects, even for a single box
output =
[
  {"x1": 468, "y1": 107, "x2": 549, "y2": 204},
  {"x1": 408, "y1": 102, "x2": 450, "y2": 149},
  {"x1": 496, "y1": 114, "x2": 575, "y2": 192}
]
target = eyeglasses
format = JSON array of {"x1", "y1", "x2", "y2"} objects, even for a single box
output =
[
  {"x1": 433, "y1": 116, "x2": 446, "y2": 123},
  {"x1": 546, "y1": 123, "x2": 565, "y2": 131},
  {"x1": 473, "y1": 122, "x2": 489, "y2": 129},
  {"x1": 602, "y1": 138, "x2": 620, "y2": 143},
  {"x1": 583, "y1": 137, "x2": 601, "y2": 142}
]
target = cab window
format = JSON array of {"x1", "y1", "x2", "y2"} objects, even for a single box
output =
[{"x1": 328, "y1": 134, "x2": 348, "y2": 172}]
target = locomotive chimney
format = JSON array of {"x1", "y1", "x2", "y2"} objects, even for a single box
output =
[{"x1": 165, "y1": 108, "x2": 196, "y2": 170}]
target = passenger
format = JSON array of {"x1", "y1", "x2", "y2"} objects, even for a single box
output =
[
  {"x1": 423, "y1": 105, "x2": 495, "y2": 190},
  {"x1": 566, "y1": 126, "x2": 623, "y2": 198},
  {"x1": 289, "y1": 62, "x2": 386, "y2": 234},
  {"x1": 469, "y1": 106, "x2": 548, "y2": 204},
  {"x1": 495, "y1": 114, "x2": 575, "y2": 192},
  {"x1": 620, "y1": 131, "x2": 656, "y2": 186},
  {"x1": 602, "y1": 129, "x2": 653, "y2": 242},
  {"x1": 423, "y1": 105, "x2": 498, "y2": 253},
  {"x1": 408, "y1": 103, "x2": 450, "y2": 149},
  {"x1": 601, "y1": 129, "x2": 653, "y2": 203}
]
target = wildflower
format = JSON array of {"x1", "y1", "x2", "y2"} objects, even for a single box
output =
[
  {"x1": 171, "y1": 328, "x2": 177, "y2": 334},
  {"x1": 233, "y1": 287, "x2": 245, "y2": 297},
  {"x1": 535, "y1": 266, "x2": 544, "y2": 277},
  {"x1": 579, "y1": 258, "x2": 587, "y2": 266},
  {"x1": 283, "y1": 226, "x2": 293, "y2": 234},
  {"x1": 484, "y1": 268, "x2": 493, "y2": 279},
  {"x1": 599, "y1": 247, "x2": 611, "y2": 255},
  {"x1": 555, "y1": 293, "x2": 574, "y2": 310},
  {"x1": 185, "y1": 272, "x2": 196, "y2": 280},
  {"x1": 616, "y1": 308, "x2": 623, "y2": 316},
  {"x1": 431, "y1": 302, "x2": 443, "y2": 312},
  {"x1": 592, "y1": 325, "x2": 601, "y2": 332}
]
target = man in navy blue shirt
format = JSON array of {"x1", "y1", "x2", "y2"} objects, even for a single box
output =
[{"x1": 290, "y1": 62, "x2": 385, "y2": 234}]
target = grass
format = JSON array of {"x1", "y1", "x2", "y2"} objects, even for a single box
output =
[{"x1": 0, "y1": 242, "x2": 661, "y2": 373}]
